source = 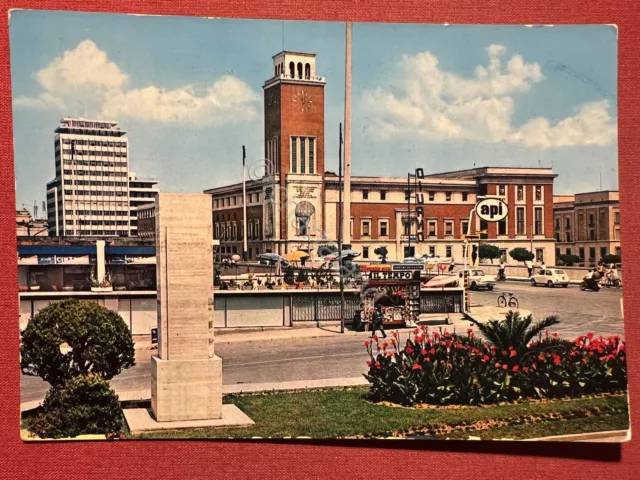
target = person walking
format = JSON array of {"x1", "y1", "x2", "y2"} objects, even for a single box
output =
[
  {"x1": 371, "y1": 305, "x2": 387, "y2": 338},
  {"x1": 448, "y1": 258, "x2": 455, "y2": 274},
  {"x1": 498, "y1": 261, "x2": 506, "y2": 281},
  {"x1": 525, "y1": 259, "x2": 533, "y2": 277}
]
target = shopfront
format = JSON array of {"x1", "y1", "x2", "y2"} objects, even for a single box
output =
[
  {"x1": 360, "y1": 264, "x2": 422, "y2": 327},
  {"x1": 107, "y1": 254, "x2": 156, "y2": 290}
]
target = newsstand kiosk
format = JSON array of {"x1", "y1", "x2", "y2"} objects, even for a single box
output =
[{"x1": 360, "y1": 264, "x2": 422, "y2": 328}]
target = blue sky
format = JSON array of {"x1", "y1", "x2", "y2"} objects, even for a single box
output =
[{"x1": 10, "y1": 11, "x2": 617, "y2": 211}]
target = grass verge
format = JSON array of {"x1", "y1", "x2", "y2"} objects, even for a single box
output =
[{"x1": 133, "y1": 387, "x2": 629, "y2": 440}]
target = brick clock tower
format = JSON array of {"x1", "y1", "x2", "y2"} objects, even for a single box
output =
[{"x1": 262, "y1": 51, "x2": 326, "y2": 255}]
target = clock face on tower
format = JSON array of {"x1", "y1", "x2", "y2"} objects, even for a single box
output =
[{"x1": 293, "y1": 88, "x2": 313, "y2": 113}]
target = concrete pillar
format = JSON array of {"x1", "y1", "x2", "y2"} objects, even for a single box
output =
[
  {"x1": 96, "y1": 240, "x2": 106, "y2": 283},
  {"x1": 151, "y1": 193, "x2": 222, "y2": 422}
]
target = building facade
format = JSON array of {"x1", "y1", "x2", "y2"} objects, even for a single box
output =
[
  {"x1": 553, "y1": 191, "x2": 620, "y2": 266},
  {"x1": 17, "y1": 209, "x2": 49, "y2": 237},
  {"x1": 205, "y1": 51, "x2": 558, "y2": 265},
  {"x1": 46, "y1": 118, "x2": 158, "y2": 238},
  {"x1": 128, "y1": 173, "x2": 159, "y2": 236}
]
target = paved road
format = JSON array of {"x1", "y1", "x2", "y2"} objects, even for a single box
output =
[{"x1": 21, "y1": 280, "x2": 625, "y2": 403}]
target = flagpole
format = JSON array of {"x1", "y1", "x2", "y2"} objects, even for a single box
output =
[
  {"x1": 338, "y1": 123, "x2": 345, "y2": 334},
  {"x1": 342, "y1": 22, "x2": 352, "y2": 248},
  {"x1": 242, "y1": 146, "x2": 248, "y2": 261}
]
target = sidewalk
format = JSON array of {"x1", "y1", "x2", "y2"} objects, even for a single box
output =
[{"x1": 464, "y1": 305, "x2": 533, "y2": 325}]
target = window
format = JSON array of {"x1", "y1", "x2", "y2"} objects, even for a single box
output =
[
  {"x1": 428, "y1": 220, "x2": 437, "y2": 237},
  {"x1": 589, "y1": 247, "x2": 596, "y2": 261},
  {"x1": 255, "y1": 220, "x2": 260, "y2": 239},
  {"x1": 500, "y1": 249, "x2": 507, "y2": 263},
  {"x1": 498, "y1": 185, "x2": 506, "y2": 196},
  {"x1": 616, "y1": 247, "x2": 621, "y2": 256},
  {"x1": 298, "y1": 217, "x2": 308, "y2": 236},
  {"x1": 363, "y1": 246, "x2": 369, "y2": 259},
  {"x1": 534, "y1": 207, "x2": 543, "y2": 235},
  {"x1": 555, "y1": 247, "x2": 560, "y2": 258},
  {"x1": 446, "y1": 246, "x2": 452, "y2": 257},
  {"x1": 563, "y1": 248, "x2": 570, "y2": 255},
  {"x1": 444, "y1": 221, "x2": 453, "y2": 236},
  {"x1": 462, "y1": 192, "x2": 468, "y2": 202},
  {"x1": 380, "y1": 190, "x2": 387, "y2": 201},
  {"x1": 461, "y1": 220, "x2": 469, "y2": 236},
  {"x1": 309, "y1": 138, "x2": 315, "y2": 174},
  {"x1": 615, "y1": 212, "x2": 620, "y2": 224},
  {"x1": 300, "y1": 137, "x2": 306, "y2": 173},
  {"x1": 600, "y1": 247, "x2": 608, "y2": 259},
  {"x1": 291, "y1": 137, "x2": 298, "y2": 173},
  {"x1": 362, "y1": 220, "x2": 371, "y2": 236},
  {"x1": 404, "y1": 190, "x2": 410, "y2": 201},
  {"x1": 445, "y1": 192, "x2": 452, "y2": 202},
  {"x1": 536, "y1": 248, "x2": 544, "y2": 263},
  {"x1": 429, "y1": 192, "x2": 435, "y2": 201},
  {"x1": 516, "y1": 207, "x2": 525, "y2": 235},
  {"x1": 589, "y1": 214, "x2": 595, "y2": 226},
  {"x1": 362, "y1": 190, "x2": 369, "y2": 200},
  {"x1": 429, "y1": 246, "x2": 436, "y2": 256},
  {"x1": 498, "y1": 218, "x2": 507, "y2": 235},
  {"x1": 403, "y1": 218, "x2": 410, "y2": 236},
  {"x1": 579, "y1": 247, "x2": 585, "y2": 260},
  {"x1": 248, "y1": 222, "x2": 253, "y2": 239},
  {"x1": 555, "y1": 218, "x2": 560, "y2": 230},
  {"x1": 535, "y1": 186, "x2": 542, "y2": 201},
  {"x1": 379, "y1": 220, "x2": 388, "y2": 237},
  {"x1": 350, "y1": 219, "x2": 354, "y2": 237},
  {"x1": 517, "y1": 185, "x2": 524, "y2": 201}
]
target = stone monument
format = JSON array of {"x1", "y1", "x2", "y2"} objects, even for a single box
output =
[{"x1": 124, "y1": 193, "x2": 253, "y2": 433}]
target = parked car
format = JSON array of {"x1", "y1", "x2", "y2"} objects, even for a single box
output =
[
  {"x1": 530, "y1": 269, "x2": 570, "y2": 288},
  {"x1": 459, "y1": 269, "x2": 496, "y2": 290}
]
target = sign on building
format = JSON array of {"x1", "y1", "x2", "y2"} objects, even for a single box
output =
[{"x1": 475, "y1": 198, "x2": 509, "y2": 222}]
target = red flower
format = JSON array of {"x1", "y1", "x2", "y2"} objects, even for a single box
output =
[
  {"x1": 510, "y1": 350, "x2": 517, "y2": 358},
  {"x1": 553, "y1": 333, "x2": 558, "y2": 339},
  {"x1": 444, "y1": 331, "x2": 451, "y2": 338},
  {"x1": 405, "y1": 346, "x2": 414, "y2": 355},
  {"x1": 582, "y1": 358, "x2": 588, "y2": 364},
  {"x1": 375, "y1": 361, "x2": 381, "y2": 369},
  {"x1": 502, "y1": 364, "x2": 508, "y2": 370},
  {"x1": 382, "y1": 341, "x2": 389, "y2": 348},
  {"x1": 415, "y1": 335, "x2": 424, "y2": 343},
  {"x1": 456, "y1": 342, "x2": 463, "y2": 349},
  {"x1": 482, "y1": 355, "x2": 490, "y2": 363},
  {"x1": 386, "y1": 350, "x2": 393, "y2": 357},
  {"x1": 413, "y1": 328, "x2": 420, "y2": 335},
  {"x1": 532, "y1": 363, "x2": 537, "y2": 370},
  {"x1": 433, "y1": 332, "x2": 441, "y2": 340},
  {"x1": 467, "y1": 328, "x2": 474, "y2": 334},
  {"x1": 538, "y1": 353, "x2": 545, "y2": 361},
  {"x1": 390, "y1": 338, "x2": 396, "y2": 345},
  {"x1": 512, "y1": 365, "x2": 519, "y2": 372},
  {"x1": 412, "y1": 363, "x2": 422, "y2": 370},
  {"x1": 552, "y1": 354, "x2": 562, "y2": 366},
  {"x1": 508, "y1": 346, "x2": 514, "y2": 350},
  {"x1": 363, "y1": 340, "x2": 371, "y2": 347},
  {"x1": 421, "y1": 349, "x2": 427, "y2": 356},
  {"x1": 392, "y1": 331, "x2": 400, "y2": 338},
  {"x1": 429, "y1": 348, "x2": 436, "y2": 355},
  {"x1": 522, "y1": 366, "x2": 529, "y2": 373},
  {"x1": 372, "y1": 334, "x2": 378, "y2": 341},
  {"x1": 495, "y1": 362, "x2": 501, "y2": 368},
  {"x1": 447, "y1": 363, "x2": 452, "y2": 369},
  {"x1": 424, "y1": 357, "x2": 432, "y2": 363},
  {"x1": 587, "y1": 332, "x2": 594, "y2": 340},
  {"x1": 366, "y1": 360, "x2": 372, "y2": 366}
]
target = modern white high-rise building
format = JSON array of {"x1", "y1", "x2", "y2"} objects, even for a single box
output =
[{"x1": 46, "y1": 118, "x2": 158, "y2": 237}]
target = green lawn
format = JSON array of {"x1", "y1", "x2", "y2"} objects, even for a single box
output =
[{"x1": 133, "y1": 388, "x2": 629, "y2": 440}]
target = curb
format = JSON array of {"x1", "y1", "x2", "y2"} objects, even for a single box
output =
[{"x1": 527, "y1": 429, "x2": 630, "y2": 442}]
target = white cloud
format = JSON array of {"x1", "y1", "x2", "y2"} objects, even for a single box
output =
[
  {"x1": 362, "y1": 45, "x2": 617, "y2": 148},
  {"x1": 14, "y1": 40, "x2": 259, "y2": 125}
]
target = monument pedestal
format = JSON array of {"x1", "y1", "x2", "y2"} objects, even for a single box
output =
[{"x1": 151, "y1": 355, "x2": 222, "y2": 422}]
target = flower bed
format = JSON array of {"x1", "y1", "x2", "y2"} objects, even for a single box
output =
[{"x1": 364, "y1": 327, "x2": 626, "y2": 406}]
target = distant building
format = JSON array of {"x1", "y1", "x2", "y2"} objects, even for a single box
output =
[
  {"x1": 136, "y1": 203, "x2": 156, "y2": 238},
  {"x1": 17, "y1": 209, "x2": 48, "y2": 237},
  {"x1": 46, "y1": 118, "x2": 158, "y2": 237},
  {"x1": 128, "y1": 173, "x2": 158, "y2": 236},
  {"x1": 204, "y1": 50, "x2": 558, "y2": 265},
  {"x1": 553, "y1": 191, "x2": 621, "y2": 265}
]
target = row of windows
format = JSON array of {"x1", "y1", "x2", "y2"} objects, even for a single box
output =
[
  {"x1": 66, "y1": 219, "x2": 129, "y2": 226},
  {"x1": 65, "y1": 210, "x2": 129, "y2": 216},
  {"x1": 63, "y1": 149, "x2": 127, "y2": 157},
  {"x1": 291, "y1": 136, "x2": 315, "y2": 174},
  {"x1": 64, "y1": 190, "x2": 128, "y2": 197},
  {"x1": 63, "y1": 170, "x2": 128, "y2": 177},
  {"x1": 64, "y1": 230, "x2": 127, "y2": 236},
  {"x1": 214, "y1": 192, "x2": 261, "y2": 209},
  {"x1": 556, "y1": 246, "x2": 621, "y2": 261},
  {"x1": 275, "y1": 61, "x2": 312, "y2": 80},
  {"x1": 63, "y1": 159, "x2": 127, "y2": 167},
  {"x1": 266, "y1": 137, "x2": 280, "y2": 174},
  {"x1": 70, "y1": 180, "x2": 128, "y2": 187},
  {"x1": 62, "y1": 139, "x2": 127, "y2": 147},
  {"x1": 497, "y1": 184, "x2": 544, "y2": 202},
  {"x1": 215, "y1": 220, "x2": 261, "y2": 240}
]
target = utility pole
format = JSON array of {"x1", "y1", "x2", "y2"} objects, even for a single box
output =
[
  {"x1": 342, "y1": 22, "x2": 352, "y2": 248},
  {"x1": 338, "y1": 123, "x2": 345, "y2": 334},
  {"x1": 242, "y1": 146, "x2": 248, "y2": 261},
  {"x1": 407, "y1": 173, "x2": 411, "y2": 258}
]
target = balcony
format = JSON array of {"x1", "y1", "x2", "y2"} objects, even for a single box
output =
[{"x1": 264, "y1": 73, "x2": 326, "y2": 87}]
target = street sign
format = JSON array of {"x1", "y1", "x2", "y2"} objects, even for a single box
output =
[
  {"x1": 462, "y1": 234, "x2": 480, "y2": 240},
  {"x1": 391, "y1": 264, "x2": 423, "y2": 272},
  {"x1": 475, "y1": 198, "x2": 508, "y2": 222}
]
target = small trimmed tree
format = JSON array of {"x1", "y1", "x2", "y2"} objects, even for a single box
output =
[
  {"x1": 557, "y1": 254, "x2": 581, "y2": 266},
  {"x1": 509, "y1": 247, "x2": 535, "y2": 264},
  {"x1": 479, "y1": 244, "x2": 501, "y2": 264},
  {"x1": 602, "y1": 254, "x2": 621, "y2": 265},
  {"x1": 20, "y1": 299, "x2": 136, "y2": 387},
  {"x1": 374, "y1": 246, "x2": 389, "y2": 263}
]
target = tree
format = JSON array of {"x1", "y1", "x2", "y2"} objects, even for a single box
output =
[
  {"x1": 557, "y1": 254, "x2": 581, "y2": 266},
  {"x1": 479, "y1": 244, "x2": 501, "y2": 263},
  {"x1": 27, "y1": 373, "x2": 124, "y2": 439},
  {"x1": 20, "y1": 299, "x2": 136, "y2": 387},
  {"x1": 468, "y1": 311, "x2": 561, "y2": 358},
  {"x1": 602, "y1": 254, "x2": 621, "y2": 265},
  {"x1": 509, "y1": 247, "x2": 535, "y2": 264},
  {"x1": 317, "y1": 245, "x2": 338, "y2": 257},
  {"x1": 374, "y1": 246, "x2": 389, "y2": 263}
]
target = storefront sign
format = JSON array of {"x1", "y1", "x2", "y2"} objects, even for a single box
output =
[
  {"x1": 37, "y1": 255, "x2": 55, "y2": 265},
  {"x1": 126, "y1": 255, "x2": 156, "y2": 265},
  {"x1": 109, "y1": 255, "x2": 127, "y2": 265},
  {"x1": 475, "y1": 198, "x2": 509, "y2": 222},
  {"x1": 55, "y1": 255, "x2": 90, "y2": 265},
  {"x1": 391, "y1": 264, "x2": 423, "y2": 272},
  {"x1": 18, "y1": 255, "x2": 38, "y2": 265},
  {"x1": 370, "y1": 270, "x2": 417, "y2": 281}
]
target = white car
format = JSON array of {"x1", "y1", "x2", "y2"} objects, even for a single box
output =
[
  {"x1": 459, "y1": 269, "x2": 496, "y2": 291},
  {"x1": 531, "y1": 269, "x2": 570, "y2": 288}
]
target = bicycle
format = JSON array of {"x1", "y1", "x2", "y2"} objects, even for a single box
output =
[{"x1": 497, "y1": 292, "x2": 519, "y2": 309}]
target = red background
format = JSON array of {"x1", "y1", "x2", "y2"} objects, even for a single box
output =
[{"x1": 1, "y1": 1, "x2": 638, "y2": 478}]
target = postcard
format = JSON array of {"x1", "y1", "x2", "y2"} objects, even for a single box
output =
[{"x1": 12, "y1": 10, "x2": 627, "y2": 441}]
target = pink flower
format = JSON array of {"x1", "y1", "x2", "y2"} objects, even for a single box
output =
[
  {"x1": 502, "y1": 364, "x2": 508, "y2": 370},
  {"x1": 412, "y1": 363, "x2": 422, "y2": 370},
  {"x1": 481, "y1": 355, "x2": 490, "y2": 363},
  {"x1": 510, "y1": 350, "x2": 517, "y2": 358},
  {"x1": 421, "y1": 349, "x2": 427, "y2": 356},
  {"x1": 366, "y1": 360, "x2": 372, "y2": 366},
  {"x1": 512, "y1": 365, "x2": 519, "y2": 372}
]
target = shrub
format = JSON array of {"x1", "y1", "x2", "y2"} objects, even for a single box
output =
[
  {"x1": 284, "y1": 265, "x2": 295, "y2": 285},
  {"x1": 479, "y1": 244, "x2": 501, "y2": 263},
  {"x1": 558, "y1": 254, "x2": 581, "y2": 266},
  {"x1": 509, "y1": 247, "x2": 535, "y2": 263},
  {"x1": 374, "y1": 246, "x2": 389, "y2": 263},
  {"x1": 602, "y1": 254, "x2": 621, "y2": 265},
  {"x1": 20, "y1": 298, "x2": 136, "y2": 387},
  {"x1": 364, "y1": 327, "x2": 626, "y2": 406},
  {"x1": 28, "y1": 373, "x2": 123, "y2": 439}
]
